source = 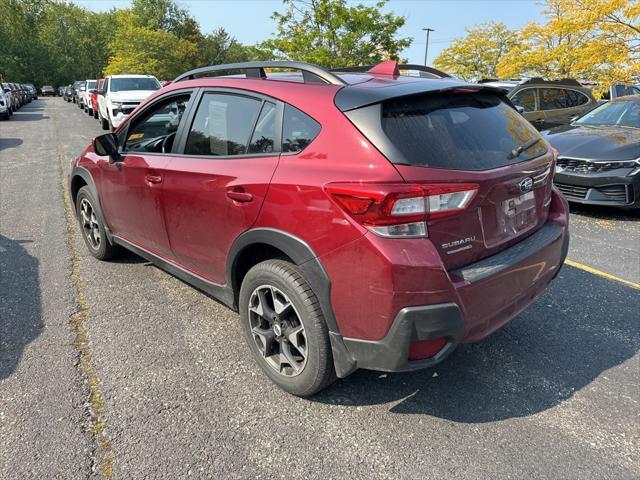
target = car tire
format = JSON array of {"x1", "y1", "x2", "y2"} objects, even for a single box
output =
[
  {"x1": 75, "y1": 186, "x2": 120, "y2": 261},
  {"x1": 239, "y1": 259, "x2": 336, "y2": 397}
]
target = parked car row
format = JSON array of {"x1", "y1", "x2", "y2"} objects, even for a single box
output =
[
  {"x1": 0, "y1": 82, "x2": 37, "y2": 119},
  {"x1": 62, "y1": 75, "x2": 162, "y2": 131}
]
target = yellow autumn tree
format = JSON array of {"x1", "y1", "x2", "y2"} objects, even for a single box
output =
[
  {"x1": 433, "y1": 22, "x2": 521, "y2": 80},
  {"x1": 497, "y1": 0, "x2": 639, "y2": 93}
]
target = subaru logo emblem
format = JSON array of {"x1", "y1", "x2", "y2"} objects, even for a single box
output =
[{"x1": 519, "y1": 177, "x2": 534, "y2": 193}]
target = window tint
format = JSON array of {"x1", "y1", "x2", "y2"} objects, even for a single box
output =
[
  {"x1": 282, "y1": 105, "x2": 321, "y2": 153},
  {"x1": 511, "y1": 89, "x2": 537, "y2": 112},
  {"x1": 539, "y1": 88, "x2": 585, "y2": 110},
  {"x1": 380, "y1": 92, "x2": 547, "y2": 170},
  {"x1": 110, "y1": 77, "x2": 160, "y2": 92},
  {"x1": 248, "y1": 102, "x2": 277, "y2": 154},
  {"x1": 185, "y1": 93, "x2": 262, "y2": 156},
  {"x1": 123, "y1": 94, "x2": 191, "y2": 154},
  {"x1": 564, "y1": 89, "x2": 589, "y2": 107}
]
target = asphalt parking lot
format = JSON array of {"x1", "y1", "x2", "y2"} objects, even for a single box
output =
[{"x1": 1, "y1": 97, "x2": 639, "y2": 479}]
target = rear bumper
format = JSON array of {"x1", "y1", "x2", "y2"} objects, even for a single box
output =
[{"x1": 330, "y1": 191, "x2": 569, "y2": 376}]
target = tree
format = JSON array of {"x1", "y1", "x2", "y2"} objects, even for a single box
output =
[
  {"x1": 105, "y1": 11, "x2": 198, "y2": 80},
  {"x1": 0, "y1": 0, "x2": 116, "y2": 86},
  {"x1": 497, "y1": 0, "x2": 639, "y2": 92},
  {"x1": 433, "y1": 22, "x2": 521, "y2": 80},
  {"x1": 259, "y1": 0, "x2": 412, "y2": 67},
  {"x1": 198, "y1": 28, "x2": 250, "y2": 66}
]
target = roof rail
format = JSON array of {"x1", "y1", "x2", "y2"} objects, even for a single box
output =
[
  {"x1": 520, "y1": 77, "x2": 582, "y2": 87},
  {"x1": 332, "y1": 63, "x2": 451, "y2": 78},
  {"x1": 174, "y1": 61, "x2": 347, "y2": 85}
]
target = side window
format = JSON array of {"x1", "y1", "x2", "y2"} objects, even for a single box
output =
[
  {"x1": 565, "y1": 89, "x2": 589, "y2": 107},
  {"x1": 282, "y1": 104, "x2": 321, "y2": 153},
  {"x1": 248, "y1": 101, "x2": 277, "y2": 154},
  {"x1": 511, "y1": 89, "x2": 537, "y2": 112},
  {"x1": 122, "y1": 94, "x2": 191, "y2": 154},
  {"x1": 540, "y1": 88, "x2": 569, "y2": 110},
  {"x1": 184, "y1": 93, "x2": 262, "y2": 156}
]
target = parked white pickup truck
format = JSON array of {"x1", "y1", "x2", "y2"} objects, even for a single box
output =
[{"x1": 97, "y1": 74, "x2": 161, "y2": 130}]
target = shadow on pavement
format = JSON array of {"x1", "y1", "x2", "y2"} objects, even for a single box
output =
[
  {"x1": 313, "y1": 266, "x2": 639, "y2": 422},
  {"x1": 11, "y1": 112, "x2": 50, "y2": 122},
  {"x1": 0, "y1": 138, "x2": 23, "y2": 150},
  {"x1": 0, "y1": 235, "x2": 42, "y2": 380},
  {"x1": 110, "y1": 249, "x2": 149, "y2": 265},
  {"x1": 569, "y1": 202, "x2": 640, "y2": 221}
]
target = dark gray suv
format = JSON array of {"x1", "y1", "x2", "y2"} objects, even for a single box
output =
[{"x1": 480, "y1": 78, "x2": 597, "y2": 131}]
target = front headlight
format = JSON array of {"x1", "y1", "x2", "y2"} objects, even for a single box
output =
[{"x1": 629, "y1": 158, "x2": 640, "y2": 176}]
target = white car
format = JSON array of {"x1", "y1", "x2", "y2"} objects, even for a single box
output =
[
  {"x1": 97, "y1": 74, "x2": 161, "y2": 130},
  {"x1": 0, "y1": 84, "x2": 12, "y2": 119},
  {"x1": 81, "y1": 79, "x2": 97, "y2": 115}
]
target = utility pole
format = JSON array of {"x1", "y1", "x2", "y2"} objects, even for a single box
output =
[{"x1": 422, "y1": 28, "x2": 434, "y2": 66}]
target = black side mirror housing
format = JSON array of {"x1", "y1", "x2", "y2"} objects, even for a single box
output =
[{"x1": 93, "y1": 133, "x2": 121, "y2": 162}]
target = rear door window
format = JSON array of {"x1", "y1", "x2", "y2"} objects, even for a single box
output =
[
  {"x1": 248, "y1": 101, "x2": 277, "y2": 154},
  {"x1": 380, "y1": 92, "x2": 547, "y2": 170},
  {"x1": 539, "y1": 88, "x2": 570, "y2": 110},
  {"x1": 184, "y1": 93, "x2": 262, "y2": 156}
]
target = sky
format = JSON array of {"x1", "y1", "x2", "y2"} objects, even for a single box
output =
[{"x1": 76, "y1": 0, "x2": 547, "y2": 64}]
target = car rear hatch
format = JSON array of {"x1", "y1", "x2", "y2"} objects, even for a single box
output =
[{"x1": 341, "y1": 88, "x2": 555, "y2": 270}]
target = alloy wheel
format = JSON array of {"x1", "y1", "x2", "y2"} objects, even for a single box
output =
[
  {"x1": 248, "y1": 285, "x2": 308, "y2": 377},
  {"x1": 79, "y1": 198, "x2": 101, "y2": 249}
]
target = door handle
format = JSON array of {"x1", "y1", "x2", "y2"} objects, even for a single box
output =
[
  {"x1": 226, "y1": 189, "x2": 253, "y2": 203},
  {"x1": 145, "y1": 174, "x2": 163, "y2": 184}
]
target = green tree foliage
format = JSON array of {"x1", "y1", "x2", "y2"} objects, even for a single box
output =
[
  {"x1": 199, "y1": 28, "x2": 251, "y2": 66},
  {"x1": 0, "y1": 0, "x2": 252, "y2": 86},
  {"x1": 0, "y1": 0, "x2": 114, "y2": 86},
  {"x1": 433, "y1": 22, "x2": 521, "y2": 80},
  {"x1": 104, "y1": 11, "x2": 198, "y2": 80},
  {"x1": 259, "y1": 0, "x2": 412, "y2": 67}
]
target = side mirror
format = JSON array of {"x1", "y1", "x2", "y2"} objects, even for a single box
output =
[
  {"x1": 93, "y1": 133, "x2": 121, "y2": 162},
  {"x1": 515, "y1": 105, "x2": 525, "y2": 114}
]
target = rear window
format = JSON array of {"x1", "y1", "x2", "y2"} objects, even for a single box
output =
[{"x1": 381, "y1": 92, "x2": 547, "y2": 170}]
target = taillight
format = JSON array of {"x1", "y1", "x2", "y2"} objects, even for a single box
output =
[{"x1": 325, "y1": 183, "x2": 478, "y2": 238}]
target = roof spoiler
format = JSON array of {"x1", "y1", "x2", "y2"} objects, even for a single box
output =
[{"x1": 333, "y1": 62, "x2": 451, "y2": 79}]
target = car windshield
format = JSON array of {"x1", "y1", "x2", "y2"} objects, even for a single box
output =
[
  {"x1": 576, "y1": 98, "x2": 640, "y2": 128},
  {"x1": 87, "y1": 81, "x2": 96, "y2": 89},
  {"x1": 110, "y1": 77, "x2": 160, "y2": 92}
]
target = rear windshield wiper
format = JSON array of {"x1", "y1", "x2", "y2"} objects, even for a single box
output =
[{"x1": 507, "y1": 137, "x2": 542, "y2": 160}]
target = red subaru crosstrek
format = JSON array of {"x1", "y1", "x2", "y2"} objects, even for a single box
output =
[{"x1": 69, "y1": 61, "x2": 569, "y2": 396}]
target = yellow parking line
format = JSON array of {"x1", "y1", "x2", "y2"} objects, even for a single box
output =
[{"x1": 565, "y1": 259, "x2": 640, "y2": 290}]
